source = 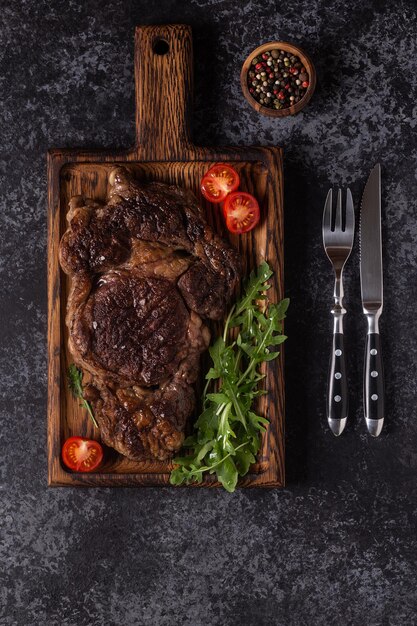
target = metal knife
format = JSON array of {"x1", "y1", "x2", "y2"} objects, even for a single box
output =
[{"x1": 360, "y1": 164, "x2": 384, "y2": 436}]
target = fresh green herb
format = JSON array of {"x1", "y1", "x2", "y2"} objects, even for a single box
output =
[
  {"x1": 170, "y1": 262, "x2": 289, "y2": 492},
  {"x1": 67, "y1": 364, "x2": 99, "y2": 429}
]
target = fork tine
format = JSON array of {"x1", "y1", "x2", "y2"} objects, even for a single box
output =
[
  {"x1": 335, "y1": 188, "x2": 342, "y2": 231},
  {"x1": 322, "y1": 189, "x2": 332, "y2": 233},
  {"x1": 345, "y1": 188, "x2": 355, "y2": 234}
]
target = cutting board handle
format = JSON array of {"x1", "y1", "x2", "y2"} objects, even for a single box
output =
[{"x1": 134, "y1": 24, "x2": 194, "y2": 161}]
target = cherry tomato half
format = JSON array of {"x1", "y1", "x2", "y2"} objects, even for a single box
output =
[
  {"x1": 201, "y1": 164, "x2": 240, "y2": 203},
  {"x1": 62, "y1": 437, "x2": 103, "y2": 472},
  {"x1": 223, "y1": 191, "x2": 260, "y2": 234}
]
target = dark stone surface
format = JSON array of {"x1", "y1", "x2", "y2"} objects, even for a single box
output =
[{"x1": 1, "y1": 0, "x2": 416, "y2": 624}]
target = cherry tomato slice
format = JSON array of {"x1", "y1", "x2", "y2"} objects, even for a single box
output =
[
  {"x1": 223, "y1": 192, "x2": 260, "y2": 234},
  {"x1": 62, "y1": 437, "x2": 103, "y2": 472},
  {"x1": 201, "y1": 164, "x2": 240, "y2": 203}
]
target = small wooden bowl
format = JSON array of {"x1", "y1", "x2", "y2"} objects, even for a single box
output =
[{"x1": 241, "y1": 41, "x2": 316, "y2": 117}]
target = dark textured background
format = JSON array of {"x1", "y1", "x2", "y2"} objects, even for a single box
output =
[{"x1": 1, "y1": 0, "x2": 416, "y2": 624}]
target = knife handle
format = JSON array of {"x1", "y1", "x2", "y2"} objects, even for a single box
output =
[
  {"x1": 327, "y1": 333, "x2": 348, "y2": 426},
  {"x1": 364, "y1": 333, "x2": 384, "y2": 432}
]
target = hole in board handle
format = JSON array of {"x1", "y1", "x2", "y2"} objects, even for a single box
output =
[{"x1": 153, "y1": 38, "x2": 169, "y2": 55}]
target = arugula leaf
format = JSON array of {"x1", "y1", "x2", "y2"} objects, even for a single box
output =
[
  {"x1": 67, "y1": 364, "x2": 98, "y2": 428},
  {"x1": 217, "y1": 456, "x2": 238, "y2": 493},
  {"x1": 170, "y1": 262, "x2": 288, "y2": 492},
  {"x1": 234, "y1": 445, "x2": 256, "y2": 476}
]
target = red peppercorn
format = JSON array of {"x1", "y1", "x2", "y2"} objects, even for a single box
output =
[
  {"x1": 289, "y1": 67, "x2": 297, "y2": 74},
  {"x1": 269, "y1": 72, "x2": 274, "y2": 79},
  {"x1": 284, "y1": 83, "x2": 290, "y2": 90},
  {"x1": 262, "y1": 53, "x2": 268, "y2": 60},
  {"x1": 255, "y1": 62, "x2": 263, "y2": 70},
  {"x1": 249, "y1": 87, "x2": 254, "y2": 93},
  {"x1": 278, "y1": 91, "x2": 285, "y2": 100},
  {"x1": 273, "y1": 89, "x2": 278, "y2": 94},
  {"x1": 302, "y1": 81, "x2": 309, "y2": 88}
]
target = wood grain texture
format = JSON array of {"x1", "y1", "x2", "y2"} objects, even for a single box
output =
[
  {"x1": 240, "y1": 40, "x2": 316, "y2": 118},
  {"x1": 47, "y1": 24, "x2": 284, "y2": 487}
]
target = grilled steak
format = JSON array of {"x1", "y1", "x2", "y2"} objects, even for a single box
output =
[{"x1": 59, "y1": 166, "x2": 241, "y2": 461}]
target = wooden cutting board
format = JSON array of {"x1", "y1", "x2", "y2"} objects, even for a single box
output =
[{"x1": 47, "y1": 24, "x2": 284, "y2": 487}]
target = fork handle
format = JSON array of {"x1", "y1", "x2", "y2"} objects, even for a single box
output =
[{"x1": 327, "y1": 333, "x2": 348, "y2": 433}]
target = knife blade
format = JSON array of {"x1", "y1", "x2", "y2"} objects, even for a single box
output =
[{"x1": 360, "y1": 163, "x2": 384, "y2": 436}]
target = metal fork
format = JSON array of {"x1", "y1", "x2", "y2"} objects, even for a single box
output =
[{"x1": 322, "y1": 188, "x2": 355, "y2": 436}]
